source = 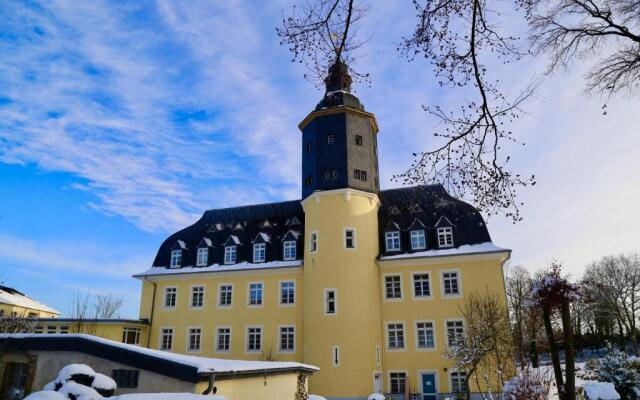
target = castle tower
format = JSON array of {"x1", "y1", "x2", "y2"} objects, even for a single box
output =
[{"x1": 301, "y1": 62, "x2": 383, "y2": 398}]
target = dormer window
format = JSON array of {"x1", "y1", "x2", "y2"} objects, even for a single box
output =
[
  {"x1": 283, "y1": 241, "x2": 297, "y2": 260},
  {"x1": 437, "y1": 227, "x2": 454, "y2": 248},
  {"x1": 385, "y1": 231, "x2": 401, "y2": 252},
  {"x1": 327, "y1": 134, "x2": 335, "y2": 144},
  {"x1": 253, "y1": 243, "x2": 266, "y2": 263},
  {"x1": 170, "y1": 250, "x2": 182, "y2": 268},
  {"x1": 410, "y1": 230, "x2": 426, "y2": 250},
  {"x1": 196, "y1": 248, "x2": 208, "y2": 267},
  {"x1": 224, "y1": 246, "x2": 237, "y2": 264}
]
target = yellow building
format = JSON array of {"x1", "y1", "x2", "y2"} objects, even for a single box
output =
[
  {"x1": 0, "y1": 285, "x2": 59, "y2": 318},
  {"x1": 32, "y1": 318, "x2": 149, "y2": 347},
  {"x1": 129, "y1": 62, "x2": 512, "y2": 400}
]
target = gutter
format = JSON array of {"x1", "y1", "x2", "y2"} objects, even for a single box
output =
[
  {"x1": 142, "y1": 276, "x2": 157, "y2": 349},
  {"x1": 377, "y1": 248, "x2": 512, "y2": 263}
]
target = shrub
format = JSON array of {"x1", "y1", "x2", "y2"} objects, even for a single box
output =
[
  {"x1": 588, "y1": 345, "x2": 640, "y2": 400},
  {"x1": 503, "y1": 368, "x2": 549, "y2": 400}
]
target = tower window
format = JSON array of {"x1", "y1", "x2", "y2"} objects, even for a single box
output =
[
  {"x1": 305, "y1": 175, "x2": 313, "y2": 187},
  {"x1": 324, "y1": 169, "x2": 339, "y2": 180},
  {"x1": 353, "y1": 169, "x2": 367, "y2": 181},
  {"x1": 325, "y1": 289, "x2": 337, "y2": 315},
  {"x1": 310, "y1": 231, "x2": 318, "y2": 252},
  {"x1": 306, "y1": 142, "x2": 311, "y2": 153},
  {"x1": 355, "y1": 135, "x2": 363, "y2": 146},
  {"x1": 327, "y1": 134, "x2": 335, "y2": 144},
  {"x1": 344, "y1": 228, "x2": 356, "y2": 249}
]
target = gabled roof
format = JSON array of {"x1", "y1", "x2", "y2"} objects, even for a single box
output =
[
  {"x1": 283, "y1": 230, "x2": 301, "y2": 241},
  {"x1": 252, "y1": 232, "x2": 271, "y2": 244},
  {"x1": 223, "y1": 235, "x2": 241, "y2": 246},
  {"x1": 407, "y1": 218, "x2": 426, "y2": 230},
  {"x1": 435, "y1": 215, "x2": 455, "y2": 227},
  {"x1": 198, "y1": 238, "x2": 213, "y2": 248},
  {"x1": 171, "y1": 240, "x2": 187, "y2": 251},
  {"x1": 0, "y1": 286, "x2": 60, "y2": 315}
]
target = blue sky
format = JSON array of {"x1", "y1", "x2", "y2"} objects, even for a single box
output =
[{"x1": 1, "y1": 1, "x2": 639, "y2": 318}]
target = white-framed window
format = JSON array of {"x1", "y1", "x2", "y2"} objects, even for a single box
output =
[
  {"x1": 437, "y1": 227, "x2": 454, "y2": 248},
  {"x1": 187, "y1": 327, "x2": 202, "y2": 352},
  {"x1": 279, "y1": 326, "x2": 295, "y2": 352},
  {"x1": 196, "y1": 247, "x2": 208, "y2": 266},
  {"x1": 190, "y1": 286, "x2": 204, "y2": 308},
  {"x1": 163, "y1": 287, "x2": 177, "y2": 309},
  {"x1": 416, "y1": 321, "x2": 435, "y2": 349},
  {"x1": 280, "y1": 281, "x2": 295, "y2": 305},
  {"x1": 160, "y1": 328, "x2": 173, "y2": 350},
  {"x1": 332, "y1": 346, "x2": 340, "y2": 367},
  {"x1": 246, "y1": 326, "x2": 262, "y2": 352},
  {"x1": 170, "y1": 250, "x2": 182, "y2": 268},
  {"x1": 248, "y1": 283, "x2": 263, "y2": 306},
  {"x1": 309, "y1": 231, "x2": 318, "y2": 252},
  {"x1": 384, "y1": 275, "x2": 402, "y2": 300},
  {"x1": 324, "y1": 289, "x2": 337, "y2": 315},
  {"x1": 389, "y1": 372, "x2": 407, "y2": 394},
  {"x1": 122, "y1": 327, "x2": 141, "y2": 345},
  {"x1": 442, "y1": 271, "x2": 461, "y2": 296},
  {"x1": 385, "y1": 231, "x2": 401, "y2": 251},
  {"x1": 216, "y1": 327, "x2": 231, "y2": 352},
  {"x1": 283, "y1": 241, "x2": 297, "y2": 260},
  {"x1": 218, "y1": 284, "x2": 233, "y2": 307},
  {"x1": 344, "y1": 228, "x2": 356, "y2": 249},
  {"x1": 412, "y1": 273, "x2": 431, "y2": 298},
  {"x1": 387, "y1": 322, "x2": 405, "y2": 350},
  {"x1": 450, "y1": 371, "x2": 468, "y2": 393},
  {"x1": 224, "y1": 246, "x2": 237, "y2": 264},
  {"x1": 253, "y1": 243, "x2": 266, "y2": 263},
  {"x1": 410, "y1": 230, "x2": 426, "y2": 250},
  {"x1": 446, "y1": 320, "x2": 465, "y2": 347}
]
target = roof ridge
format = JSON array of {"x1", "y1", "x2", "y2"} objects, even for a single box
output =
[{"x1": 204, "y1": 199, "x2": 301, "y2": 215}]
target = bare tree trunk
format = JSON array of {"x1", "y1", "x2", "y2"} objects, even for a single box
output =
[
  {"x1": 543, "y1": 304, "x2": 565, "y2": 399},
  {"x1": 561, "y1": 299, "x2": 576, "y2": 400}
]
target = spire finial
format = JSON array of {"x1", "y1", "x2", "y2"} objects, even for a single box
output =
[{"x1": 324, "y1": 60, "x2": 352, "y2": 93}]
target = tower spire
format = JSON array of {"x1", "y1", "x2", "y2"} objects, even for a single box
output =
[{"x1": 324, "y1": 60, "x2": 352, "y2": 93}]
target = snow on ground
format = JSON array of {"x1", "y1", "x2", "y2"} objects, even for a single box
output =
[
  {"x1": 308, "y1": 396, "x2": 328, "y2": 400},
  {"x1": 24, "y1": 392, "x2": 67, "y2": 400},
  {"x1": 378, "y1": 242, "x2": 508, "y2": 260},
  {"x1": 112, "y1": 394, "x2": 228, "y2": 400},
  {"x1": 1, "y1": 334, "x2": 318, "y2": 374},
  {"x1": 583, "y1": 382, "x2": 620, "y2": 400}
]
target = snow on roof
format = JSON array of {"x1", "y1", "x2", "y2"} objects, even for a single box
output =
[
  {"x1": 134, "y1": 260, "x2": 302, "y2": 278},
  {"x1": 0, "y1": 286, "x2": 60, "y2": 315},
  {"x1": 201, "y1": 238, "x2": 213, "y2": 247},
  {"x1": 3, "y1": 334, "x2": 318, "y2": 375},
  {"x1": 378, "y1": 242, "x2": 509, "y2": 261}
]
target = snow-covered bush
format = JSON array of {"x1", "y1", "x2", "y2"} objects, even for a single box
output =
[
  {"x1": 583, "y1": 382, "x2": 621, "y2": 400},
  {"x1": 367, "y1": 394, "x2": 389, "y2": 400},
  {"x1": 308, "y1": 395, "x2": 328, "y2": 400},
  {"x1": 588, "y1": 346, "x2": 640, "y2": 400},
  {"x1": 503, "y1": 368, "x2": 550, "y2": 400},
  {"x1": 24, "y1": 392, "x2": 67, "y2": 400},
  {"x1": 26, "y1": 364, "x2": 114, "y2": 399}
]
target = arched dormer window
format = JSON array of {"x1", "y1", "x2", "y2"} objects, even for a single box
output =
[
  {"x1": 170, "y1": 240, "x2": 187, "y2": 268},
  {"x1": 435, "y1": 216, "x2": 455, "y2": 248}
]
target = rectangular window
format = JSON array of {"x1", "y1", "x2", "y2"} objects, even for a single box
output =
[
  {"x1": 164, "y1": 287, "x2": 177, "y2": 309},
  {"x1": 283, "y1": 241, "x2": 297, "y2": 260},
  {"x1": 327, "y1": 134, "x2": 335, "y2": 144},
  {"x1": 249, "y1": 283, "x2": 263, "y2": 306},
  {"x1": 47, "y1": 326, "x2": 56, "y2": 334},
  {"x1": 191, "y1": 286, "x2": 204, "y2": 308},
  {"x1": 306, "y1": 142, "x2": 311, "y2": 153},
  {"x1": 122, "y1": 327, "x2": 141, "y2": 345},
  {"x1": 219, "y1": 284, "x2": 233, "y2": 307},
  {"x1": 333, "y1": 346, "x2": 340, "y2": 367},
  {"x1": 416, "y1": 321, "x2": 435, "y2": 349},
  {"x1": 2, "y1": 363, "x2": 29, "y2": 395},
  {"x1": 188, "y1": 328, "x2": 202, "y2": 351},
  {"x1": 305, "y1": 175, "x2": 313, "y2": 187},
  {"x1": 410, "y1": 230, "x2": 426, "y2": 250},
  {"x1": 387, "y1": 323, "x2": 405, "y2": 349},
  {"x1": 390, "y1": 372, "x2": 407, "y2": 394},
  {"x1": 413, "y1": 273, "x2": 431, "y2": 298},
  {"x1": 170, "y1": 250, "x2": 182, "y2": 268},
  {"x1": 279, "y1": 326, "x2": 295, "y2": 352},
  {"x1": 443, "y1": 271, "x2": 460, "y2": 295},
  {"x1": 385, "y1": 231, "x2": 401, "y2": 251},
  {"x1": 385, "y1": 275, "x2": 402, "y2": 299},
  {"x1": 253, "y1": 243, "x2": 266, "y2": 263},
  {"x1": 355, "y1": 134, "x2": 363, "y2": 146},
  {"x1": 343, "y1": 228, "x2": 356, "y2": 249},
  {"x1": 353, "y1": 169, "x2": 368, "y2": 181},
  {"x1": 247, "y1": 327, "x2": 262, "y2": 352},
  {"x1": 325, "y1": 289, "x2": 336, "y2": 315},
  {"x1": 451, "y1": 371, "x2": 468, "y2": 393},
  {"x1": 437, "y1": 226, "x2": 454, "y2": 247},
  {"x1": 446, "y1": 320, "x2": 465, "y2": 347},
  {"x1": 160, "y1": 328, "x2": 173, "y2": 350},
  {"x1": 310, "y1": 232, "x2": 318, "y2": 252},
  {"x1": 224, "y1": 246, "x2": 237, "y2": 264},
  {"x1": 34, "y1": 326, "x2": 43, "y2": 334},
  {"x1": 112, "y1": 369, "x2": 139, "y2": 389},
  {"x1": 196, "y1": 247, "x2": 208, "y2": 266},
  {"x1": 59, "y1": 326, "x2": 69, "y2": 334},
  {"x1": 280, "y1": 281, "x2": 295, "y2": 305},
  {"x1": 216, "y1": 327, "x2": 231, "y2": 352}
]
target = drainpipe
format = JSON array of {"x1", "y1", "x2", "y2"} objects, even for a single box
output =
[
  {"x1": 143, "y1": 276, "x2": 157, "y2": 349},
  {"x1": 201, "y1": 374, "x2": 216, "y2": 395}
]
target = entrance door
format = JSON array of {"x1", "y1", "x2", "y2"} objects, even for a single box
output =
[
  {"x1": 421, "y1": 373, "x2": 437, "y2": 400},
  {"x1": 373, "y1": 372, "x2": 383, "y2": 394}
]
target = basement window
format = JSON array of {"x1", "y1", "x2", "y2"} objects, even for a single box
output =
[{"x1": 112, "y1": 369, "x2": 139, "y2": 389}]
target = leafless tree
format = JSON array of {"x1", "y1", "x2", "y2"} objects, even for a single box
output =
[
  {"x1": 0, "y1": 312, "x2": 37, "y2": 334},
  {"x1": 506, "y1": 265, "x2": 535, "y2": 362},
  {"x1": 67, "y1": 292, "x2": 123, "y2": 334},
  {"x1": 94, "y1": 293, "x2": 123, "y2": 319}
]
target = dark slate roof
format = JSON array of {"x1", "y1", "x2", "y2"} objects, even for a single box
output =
[
  {"x1": 377, "y1": 184, "x2": 491, "y2": 257},
  {"x1": 152, "y1": 184, "x2": 491, "y2": 269},
  {"x1": 152, "y1": 200, "x2": 304, "y2": 268}
]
